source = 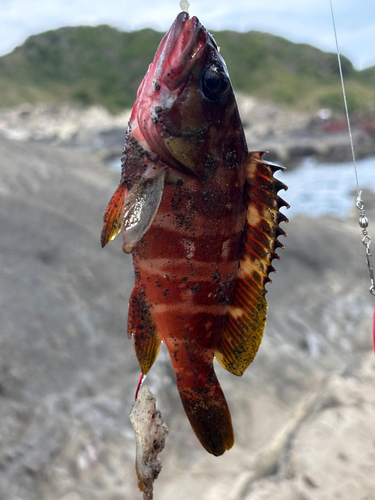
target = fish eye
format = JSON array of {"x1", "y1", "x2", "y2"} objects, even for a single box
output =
[{"x1": 200, "y1": 65, "x2": 230, "y2": 102}]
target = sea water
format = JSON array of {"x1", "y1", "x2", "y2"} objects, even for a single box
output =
[{"x1": 275, "y1": 156, "x2": 375, "y2": 218}]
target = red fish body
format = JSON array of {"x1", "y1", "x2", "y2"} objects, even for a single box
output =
[{"x1": 102, "y1": 12, "x2": 287, "y2": 456}]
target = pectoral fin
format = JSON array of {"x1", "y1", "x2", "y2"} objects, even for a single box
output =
[
  {"x1": 216, "y1": 152, "x2": 289, "y2": 376},
  {"x1": 101, "y1": 181, "x2": 129, "y2": 248},
  {"x1": 122, "y1": 169, "x2": 166, "y2": 253}
]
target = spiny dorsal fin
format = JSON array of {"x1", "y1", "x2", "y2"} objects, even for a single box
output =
[{"x1": 216, "y1": 151, "x2": 288, "y2": 376}]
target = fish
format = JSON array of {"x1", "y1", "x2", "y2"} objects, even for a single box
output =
[{"x1": 101, "y1": 11, "x2": 288, "y2": 456}]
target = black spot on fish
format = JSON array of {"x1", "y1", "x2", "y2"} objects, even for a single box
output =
[{"x1": 211, "y1": 270, "x2": 221, "y2": 283}]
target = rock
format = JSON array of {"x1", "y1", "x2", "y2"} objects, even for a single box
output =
[
  {"x1": 0, "y1": 135, "x2": 140, "y2": 499},
  {"x1": 0, "y1": 131, "x2": 373, "y2": 499},
  {"x1": 0, "y1": 103, "x2": 130, "y2": 161},
  {"x1": 1, "y1": 100, "x2": 374, "y2": 168},
  {"x1": 243, "y1": 354, "x2": 375, "y2": 500},
  {"x1": 237, "y1": 94, "x2": 375, "y2": 166}
]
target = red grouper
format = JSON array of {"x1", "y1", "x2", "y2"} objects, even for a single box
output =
[{"x1": 101, "y1": 11, "x2": 288, "y2": 456}]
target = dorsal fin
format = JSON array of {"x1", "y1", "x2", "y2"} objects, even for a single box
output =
[{"x1": 216, "y1": 151, "x2": 288, "y2": 376}]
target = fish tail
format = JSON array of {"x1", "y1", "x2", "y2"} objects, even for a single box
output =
[{"x1": 168, "y1": 342, "x2": 234, "y2": 456}]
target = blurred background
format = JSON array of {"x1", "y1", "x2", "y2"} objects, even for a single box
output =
[{"x1": 1, "y1": 1, "x2": 375, "y2": 499}]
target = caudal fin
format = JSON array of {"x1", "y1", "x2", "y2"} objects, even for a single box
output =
[{"x1": 169, "y1": 343, "x2": 234, "y2": 456}]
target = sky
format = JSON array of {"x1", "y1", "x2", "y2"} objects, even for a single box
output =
[{"x1": 1, "y1": 0, "x2": 374, "y2": 69}]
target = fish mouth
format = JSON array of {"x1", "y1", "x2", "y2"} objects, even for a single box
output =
[
  {"x1": 136, "y1": 12, "x2": 209, "y2": 171},
  {"x1": 153, "y1": 12, "x2": 208, "y2": 91}
]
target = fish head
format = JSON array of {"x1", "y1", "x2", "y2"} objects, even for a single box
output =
[{"x1": 134, "y1": 12, "x2": 245, "y2": 181}]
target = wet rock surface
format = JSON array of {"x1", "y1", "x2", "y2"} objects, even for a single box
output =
[{"x1": 0, "y1": 132, "x2": 374, "y2": 499}]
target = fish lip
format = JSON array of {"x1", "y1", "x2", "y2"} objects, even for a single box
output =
[{"x1": 155, "y1": 12, "x2": 208, "y2": 91}]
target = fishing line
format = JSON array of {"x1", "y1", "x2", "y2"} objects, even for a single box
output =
[
  {"x1": 329, "y1": 0, "x2": 360, "y2": 193},
  {"x1": 329, "y1": 0, "x2": 375, "y2": 353}
]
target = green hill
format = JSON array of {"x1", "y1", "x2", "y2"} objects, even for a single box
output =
[{"x1": 0, "y1": 24, "x2": 374, "y2": 113}]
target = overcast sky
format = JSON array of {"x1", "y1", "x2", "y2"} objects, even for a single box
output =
[{"x1": 1, "y1": 0, "x2": 374, "y2": 69}]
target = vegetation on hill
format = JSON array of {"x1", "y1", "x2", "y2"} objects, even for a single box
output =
[{"x1": 0, "y1": 24, "x2": 374, "y2": 113}]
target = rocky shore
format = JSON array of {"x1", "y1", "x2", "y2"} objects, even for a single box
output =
[
  {"x1": 0, "y1": 96, "x2": 374, "y2": 168},
  {"x1": 0, "y1": 109, "x2": 374, "y2": 499}
]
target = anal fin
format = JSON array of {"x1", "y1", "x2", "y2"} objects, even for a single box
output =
[
  {"x1": 128, "y1": 287, "x2": 161, "y2": 374},
  {"x1": 216, "y1": 152, "x2": 288, "y2": 376}
]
